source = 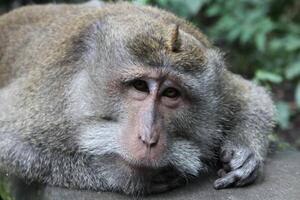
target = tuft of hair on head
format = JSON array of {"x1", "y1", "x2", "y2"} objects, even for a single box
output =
[{"x1": 166, "y1": 24, "x2": 181, "y2": 52}]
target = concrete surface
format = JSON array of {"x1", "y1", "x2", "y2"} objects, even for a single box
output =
[{"x1": 1, "y1": 151, "x2": 300, "y2": 200}]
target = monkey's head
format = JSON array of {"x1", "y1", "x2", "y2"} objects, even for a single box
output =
[{"x1": 67, "y1": 10, "x2": 225, "y2": 194}]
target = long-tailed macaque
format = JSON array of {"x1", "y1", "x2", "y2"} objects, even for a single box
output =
[{"x1": 0, "y1": 2, "x2": 275, "y2": 195}]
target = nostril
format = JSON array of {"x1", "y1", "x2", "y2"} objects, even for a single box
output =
[
  {"x1": 138, "y1": 134, "x2": 159, "y2": 148},
  {"x1": 149, "y1": 140, "x2": 158, "y2": 147}
]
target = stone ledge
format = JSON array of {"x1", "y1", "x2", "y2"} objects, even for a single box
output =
[{"x1": 1, "y1": 151, "x2": 299, "y2": 200}]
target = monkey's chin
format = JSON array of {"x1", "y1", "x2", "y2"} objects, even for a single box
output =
[
  {"x1": 121, "y1": 156, "x2": 167, "y2": 170},
  {"x1": 114, "y1": 150, "x2": 166, "y2": 169},
  {"x1": 119, "y1": 157, "x2": 184, "y2": 193}
]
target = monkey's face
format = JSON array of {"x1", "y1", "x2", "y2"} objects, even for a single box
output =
[
  {"x1": 112, "y1": 60, "x2": 222, "y2": 170},
  {"x1": 119, "y1": 69, "x2": 192, "y2": 166},
  {"x1": 72, "y1": 23, "x2": 224, "y2": 193}
]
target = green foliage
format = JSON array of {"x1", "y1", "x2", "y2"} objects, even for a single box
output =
[
  {"x1": 296, "y1": 81, "x2": 300, "y2": 108},
  {"x1": 276, "y1": 101, "x2": 291, "y2": 129},
  {"x1": 0, "y1": 181, "x2": 13, "y2": 200},
  {"x1": 268, "y1": 133, "x2": 294, "y2": 151},
  {"x1": 133, "y1": 0, "x2": 207, "y2": 17},
  {"x1": 285, "y1": 61, "x2": 300, "y2": 80},
  {"x1": 255, "y1": 70, "x2": 282, "y2": 84}
]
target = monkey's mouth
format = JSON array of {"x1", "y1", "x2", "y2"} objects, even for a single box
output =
[{"x1": 113, "y1": 146, "x2": 167, "y2": 169}]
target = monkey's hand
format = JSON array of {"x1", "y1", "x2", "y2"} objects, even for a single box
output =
[{"x1": 214, "y1": 147, "x2": 261, "y2": 189}]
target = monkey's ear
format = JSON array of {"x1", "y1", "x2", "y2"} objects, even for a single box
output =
[{"x1": 166, "y1": 24, "x2": 181, "y2": 52}]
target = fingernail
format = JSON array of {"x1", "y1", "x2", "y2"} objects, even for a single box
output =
[
  {"x1": 214, "y1": 181, "x2": 222, "y2": 189},
  {"x1": 217, "y1": 169, "x2": 226, "y2": 177}
]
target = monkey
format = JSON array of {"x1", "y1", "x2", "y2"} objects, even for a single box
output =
[{"x1": 0, "y1": 2, "x2": 275, "y2": 195}]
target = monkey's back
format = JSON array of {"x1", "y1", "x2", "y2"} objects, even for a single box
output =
[{"x1": 0, "y1": 5, "x2": 95, "y2": 87}]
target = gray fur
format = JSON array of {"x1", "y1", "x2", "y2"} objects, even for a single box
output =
[{"x1": 0, "y1": 2, "x2": 275, "y2": 195}]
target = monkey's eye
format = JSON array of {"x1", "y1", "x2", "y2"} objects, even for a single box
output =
[
  {"x1": 132, "y1": 80, "x2": 149, "y2": 93},
  {"x1": 162, "y1": 87, "x2": 180, "y2": 98}
]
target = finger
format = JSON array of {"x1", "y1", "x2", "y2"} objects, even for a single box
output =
[
  {"x1": 214, "y1": 157, "x2": 260, "y2": 189},
  {"x1": 235, "y1": 157, "x2": 260, "y2": 186},
  {"x1": 217, "y1": 169, "x2": 226, "y2": 177},
  {"x1": 220, "y1": 149, "x2": 233, "y2": 163},
  {"x1": 214, "y1": 171, "x2": 238, "y2": 189},
  {"x1": 230, "y1": 148, "x2": 252, "y2": 170},
  {"x1": 235, "y1": 168, "x2": 258, "y2": 186},
  {"x1": 223, "y1": 163, "x2": 231, "y2": 172}
]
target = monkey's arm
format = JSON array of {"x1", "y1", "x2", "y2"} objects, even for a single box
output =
[{"x1": 214, "y1": 71, "x2": 275, "y2": 189}]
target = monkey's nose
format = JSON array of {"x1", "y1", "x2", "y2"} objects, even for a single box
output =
[{"x1": 138, "y1": 133, "x2": 159, "y2": 148}]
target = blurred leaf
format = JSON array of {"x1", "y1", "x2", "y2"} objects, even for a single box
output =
[
  {"x1": 254, "y1": 19, "x2": 274, "y2": 51},
  {"x1": 285, "y1": 23, "x2": 300, "y2": 35},
  {"x1": 255, "y1": 70, "x2": 282, "y2": 83},
  {"x1": 240, "y1": 25, "x2": 255, "y2": 44},
  {"x1": 132, "y1": 0, "x2": 149, "y2": 5},
  {"x1": 183, "y1": 0, "x2": 207, "y2": 15},
  {"x1": 157, "y1": 0, "x2": 168, "y2": 6},
  {"x1": 278, "y1": 141, "x2": 294, "y2": 150},
  {"x1": 276, "y1": 101, "x2": 291, "y2": 129},
  {"x1": 285, "y1": 35, "x2": 300, "y2": 51},
  {"x1": 255, "y1": 32, "x2": 266, "y2": 52},
  {"x1": 214, "y1": 15, "x2": 236, "y2": 35},
  {"x1": 227, "y1": 27, "x2": 241, "y2": 42},
  {"x1": 296, "y1": 81, "x2": 300, "y2": 109},
  {"x1": 285, "y1": 60, "x2": 300, "y2": 80},
  {"x1": 0, "y1": 181, "x2": 13, "y2": 200},
  {"x1": 206, "y1": 5, "x2": 220, "y2": 17},
  {"x1": 269, "y1": 38, "x2": 284, "y2": 52},
  {"x1": 158, "y1": 0, "x2": 206, "y2": 18}
]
